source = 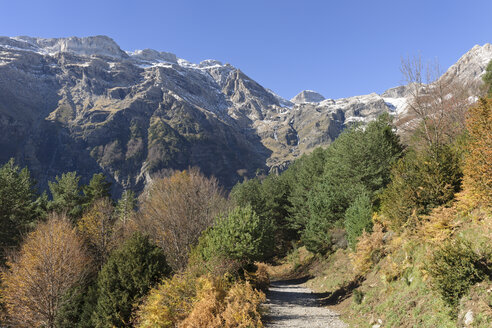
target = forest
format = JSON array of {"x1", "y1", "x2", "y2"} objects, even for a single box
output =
[{"x1": 0, "y1": 60, "x2": 491, "y2": 328}]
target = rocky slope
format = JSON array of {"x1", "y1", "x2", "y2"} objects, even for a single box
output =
[{"x1": 0, "y1": 36, "x2": 490, "y2": 194}]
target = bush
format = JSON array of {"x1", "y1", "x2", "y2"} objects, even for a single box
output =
[
  {"x1": 136, "y1": 273, "x2": 201, "y2": 328},
  {"x1": 427, "y1": 238, "x2": 489, "y2": 314},
  {"x1": 345, "y1": 191, "x2": 373, "y2": 250},
  {"x1": 136, "y1": 275, "x2": 265, "y2": 328},
  {"x1": 193, "y1": 206, "x2": 274, "y2": 268},
  {"x1": 179, "y1": 279, "x2": 265, "y2": 328},
  {"x1": 350, "y1": 224, "x2": 386, "y2": 275},
  {"x1": 353, "y1": 289, "x2": 364, "y2": 304}
]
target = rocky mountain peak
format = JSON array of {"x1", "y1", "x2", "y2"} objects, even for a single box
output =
[
  {"x1": 440, "y1": 43, "x2": 492, "y2": 91},
  {"x1": 127, "y1": 48, "x2": 178, "y2": 64},
  {"x1": 291, "y1": 90, "x2": 326, "y2": 104},
  {"x1": 7, "y1": 35, "x2": 128, "y2": 59}
]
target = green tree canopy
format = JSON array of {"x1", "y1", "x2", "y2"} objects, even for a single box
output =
[
  {"x1": 93, "y1": 233, "x2": 171, "y2": 328},
  {"x1": 0, "y1": 159, "x2": 42, "y2": 262},
  {"x1": 344, "y1": 191, "x2": 373, "y2": 250},
  {"x1": 194, "y1": 206, "x2": 274, "y2": 267},
  {"x1": 48, "y1": 171, "x2": 84, "y2": 222},
  {"x1": 83, "y1": 173, "x2": 112, "y2": 207}
]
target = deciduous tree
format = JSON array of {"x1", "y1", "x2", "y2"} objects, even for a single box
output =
[
  {"x1": 1, "y1": 215, "x2": 89, "y2": 328},
  {"x1": 138, "y1": 168, "x2": 228, "y2": 270}
]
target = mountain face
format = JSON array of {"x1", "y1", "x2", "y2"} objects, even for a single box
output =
[
  {"x1": 291, "y1": 90, "x2": 326, "y2": 104},
  {"x1": 0, "y1": 36, "x2": 490, "y2": 194}
]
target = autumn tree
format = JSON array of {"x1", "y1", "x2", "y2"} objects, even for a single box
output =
[
  {"x1": 138, "y1": 168, "x2": 228, "y2": 271},
  {"x1": 1, "y1": 215, "x2": 89, "y2": 328},
  {"x1": 461, "y1": 97, "x2": 492, "y2": 205},
  {"x1": 77, "y1": 198, "x2": 116, "y2": 267}
]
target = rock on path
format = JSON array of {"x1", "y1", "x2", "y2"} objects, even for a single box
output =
[{"x1": 264, "y1": 280, "x2": 348, "y2": 328}]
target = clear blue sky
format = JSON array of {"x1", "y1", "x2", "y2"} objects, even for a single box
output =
[{"x1": 1, "y1": 0, "x2": 491, "y2": 100}]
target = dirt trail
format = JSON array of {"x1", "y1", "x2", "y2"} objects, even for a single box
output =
[{"x1": 264, "y1": 280, "x2": 348, "y2": 328}]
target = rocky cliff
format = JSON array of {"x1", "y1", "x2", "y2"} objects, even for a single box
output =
[{"x1": 0, "y1": 36, "x2": 490, "y2": 194}]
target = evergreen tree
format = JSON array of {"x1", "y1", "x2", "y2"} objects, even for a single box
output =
[
  {"x1": 230, "y1": 178, "x2": 265, "y2": 216},
  {"x1": 48, "y1": 171, "x2": 84, "y2": 222},
  {"x1": 93, "y1": 233, "x2": 171, "y2": 328},
  {"x1": 288, "y1": 148, "x2": 327, "y2": 230},
  {"x1": 345, "y1": 191, "x2": 373, "y2": 250},
  {"x1": 83, "y1": 173, "x2": 112, "y2": 207},
  {"x1": 194, "y1": 206, "x2": 274, "y2": 266},
  {"x1": 482, "y1": 59, "x2": 492, "y2": 96},
  {"x1": 380, "y1": 145, "x2": 462, "y2": 230},
  {"x1": 301, "y1": 114, "x2": 402, "y2": 253},
  {"x1": 55, "y1": 278, "x2": 98, "y2": 328},
  {"x1": 0, "y1": 159, "x2": 41, "y2": 262}
]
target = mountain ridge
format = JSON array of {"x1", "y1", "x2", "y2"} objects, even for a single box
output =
[{"x1": 0, "y1": 35, "x2": 490, "y2": 194}]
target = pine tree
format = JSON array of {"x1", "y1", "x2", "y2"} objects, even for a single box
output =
[
  {"x1": 93, "y1": 233, "x2": 171, "y2": 328},
  {"x1": 194, "y1": 206, "x2": 274, "y2": 266},
  {"x1": 0, "y1": 159, "x2": 41, "y2": 262},
  {"x1": 83, "y1": 173, "x2": 112, "y2": 207},
  {"x1": 48, "y1": 171, "x2": 84, "y2": 222},
  {"x1": 345, "y1": 191, "x2": 373, "y2": 250},
  {"x1": 482, "y1": 59, "x2": 492, "y2": 96}
]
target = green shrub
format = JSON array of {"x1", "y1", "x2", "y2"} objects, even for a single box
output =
[
  {"x1": 427, "y1": 238, "x2": 489, "y2": 315},
  {"x1": 353, "y1": 289, "x2": 364, "y2": 305},
  {"x1": 345, "y1": 191, "x2": 373, "y2": 250},
  {"x1": 193, "y1": 206, "x2": 274, "y2": 268}
]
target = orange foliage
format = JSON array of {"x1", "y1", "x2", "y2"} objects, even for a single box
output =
[
  {"x1": 1, "y1": 215, "x2": 90, "y2": 328},
  {"x1": 136, "y1": 274, "x2": 265, "y2": 328},
  {"x1": 179, "y1": 280, "x2": 265, "y2": 328},
  {"x1": 350, "y1": 223, "x2": 386, "y2": 276}
]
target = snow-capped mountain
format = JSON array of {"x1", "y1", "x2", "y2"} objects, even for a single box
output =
[{"x1": 0, "y1": 35, "x2": 490, "y2": 193}]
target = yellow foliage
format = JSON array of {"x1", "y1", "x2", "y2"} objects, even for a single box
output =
[
  {"x1": 180, "y1": 280, "x2": 265, "y2": 328},
  {"x1": 417, "y1": 206, "x2": 459, "y2": 245},
  {"x1": 461, "y1": 97, "x2": 492, "y2": 207},
  {"x1": 136, "y1": 273, "x2": 200, "y2": 328},
  {"x1": 248, "y1": 263, "x2": 270, "y2": 292},
  {"x1": 350, "y1": 223, "x2": 386, "y2": 276},
  {"x1": 137, "y1": 273, "x2": 265, "y2": 328},
  {"x1": 77, "y1": 198, "x2": 116, "y2": 266}
]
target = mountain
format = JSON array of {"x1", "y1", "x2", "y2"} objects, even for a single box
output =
[
  {"x1": 0, "y1": 36, "x2": 490, "y2": 194},
  {"x1": 291, "y1": 90, "x2": 325, "y2": 104}
]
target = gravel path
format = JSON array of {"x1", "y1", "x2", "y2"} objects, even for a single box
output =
[{"x1": 264, "y1": 280, "x2": 348, "y2": 328}]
